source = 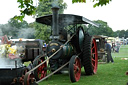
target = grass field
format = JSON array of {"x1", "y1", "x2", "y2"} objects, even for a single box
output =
[{"x1": 38, "y1": 45, "x2": 128, "y2": 85}]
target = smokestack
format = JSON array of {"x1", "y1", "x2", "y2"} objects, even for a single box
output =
[{"x1": 51, "y1": 7, "x2": 59, "y2": 40}]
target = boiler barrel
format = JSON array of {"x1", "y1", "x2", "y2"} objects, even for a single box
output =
[
  {"x1": 47, "y1": 42, "x2": 74, "y2": 59},
  {"x1": 61, "y1": 44, "x2": 74, "y2": 59}
]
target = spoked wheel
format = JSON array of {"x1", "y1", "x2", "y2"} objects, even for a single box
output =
[
  {"x1": 82, "y1": 35, "x2": 98, "y2": 75},
  {"x1": 33, "y1": 56, "x2": 47, "y2": 81},
  {"x1": 69, "y1": 55, "x2": 81, "y2": 82},
  {"x1": 24, "y1": 73, "x2": 35, "y2": 85}
]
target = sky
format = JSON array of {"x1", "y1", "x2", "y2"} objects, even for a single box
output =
[
  {"x1": 0, "y1": 0, "x2": 35, "y2": 24},
  {"x1": 0, "y1": 0, "x2": 128, "y2": 31}
]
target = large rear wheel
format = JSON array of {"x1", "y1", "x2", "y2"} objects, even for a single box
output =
[
  {"x1": 69, "y1": 55, "x2": 81, "y2": 82},
  {"x1": 82, "y1": 36, "x2": 98, "y2": 75}
]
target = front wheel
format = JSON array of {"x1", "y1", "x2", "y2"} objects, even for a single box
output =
[
  {"x1": 69, "y1": 55, "x2": 81, "y2": 82},
  {"x1": 33, "y1": 56, "x2": 47, "y2": 81}
]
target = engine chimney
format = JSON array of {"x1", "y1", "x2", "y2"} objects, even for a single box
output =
[{"x1": 51, "y1": 7, "x2": 59, "y2": 40}]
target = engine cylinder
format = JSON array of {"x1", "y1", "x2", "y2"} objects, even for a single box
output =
[{"x1": 61, "y1": 44, "x2": 74, "y2": 59}]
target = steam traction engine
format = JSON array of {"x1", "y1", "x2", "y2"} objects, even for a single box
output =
[
  {"x1": 94, "y1": 35, "x2": 108, "y2": 62},
  {"x1": 23, "y1": 6, "x2": 99, "y2": 84},
  {"x1": 0, "y1": 6, "x2": 99, "y2": 84}
]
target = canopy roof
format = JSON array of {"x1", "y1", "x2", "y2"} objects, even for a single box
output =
[
  {"x1": 94, "y1": 35, "x2": 108, "y2": 38},
  {"x1": 36, "y1": 14, "x2": 99, "y2": 27}
]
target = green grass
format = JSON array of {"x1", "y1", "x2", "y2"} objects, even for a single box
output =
[{"x1": 37, "y1": 45, "x2": 128, "y2": 85}]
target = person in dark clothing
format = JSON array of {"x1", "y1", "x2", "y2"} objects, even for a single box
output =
[{"x1": 105, "y1": 41, "x2": 114, "y2": 63}]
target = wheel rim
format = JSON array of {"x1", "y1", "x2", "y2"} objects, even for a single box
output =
[
  {"x1": 37, "y1": 58, "x2": 47, "y2": 79},
  {"x1": 22, "y1": 68, "x2": 29, "y2": 75},
  {"x1": 91, "y1": 39, "x2": 98, "y2": 74},
  {"x1": 24, "y1": 73, "x2": 35, "y2": 85},
  {"x1": 74, "y1": 57, "x2": 81, "y2": 81}
]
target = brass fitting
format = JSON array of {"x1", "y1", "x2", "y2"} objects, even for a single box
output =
[{"x1": 52, "y1": 48, "x2": 56, "y2": 53}]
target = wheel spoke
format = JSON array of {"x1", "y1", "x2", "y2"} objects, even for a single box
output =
[
  {"x1": 91, "y1": 46, "x2": 95, "y2": 50},
  {"x1": 92, "y1": 63, "x2": 95, "y2": 68},
  {"x1": 92, "y1": 58, "x2": 95, "y2": 62},
  {"x1": 91, "y1": 39, "x2": 98, "y2": 73},
  {"x1": 75, "y1": 60, "x2": 78, "y2": 65},
  {"x1": 40, "y1": 71, "x2": 45, "y2": 79},
  {"x1": 74, "y1": 64, "x2": 77, "y2": 71}
]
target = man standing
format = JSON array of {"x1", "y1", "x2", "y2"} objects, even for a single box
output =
[{"x1": 105, "y1": 41, "x2": 114, "y2": 63}]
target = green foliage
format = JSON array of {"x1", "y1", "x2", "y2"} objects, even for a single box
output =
[
  {"x1": 88, "y1": 20, "x2": 114, "y2": 37},
  {"x1": 17, "y1": 0, "x2": 35, "y2": 15},
  {"x1": 72, "y1": 0, "x2": 112, "y2": 7},
  {"x1": 34, "y1": 22, "x2": 51, "y2": 42},
  {"x1": 36, "y1": 0, "x2": 67, "y2": 17},
  {"x1": 8, "y1": 18, "x2": 29, "y2": 29},
  {"x1": 93, "y1": 0, "x2": 112, "y2": 7},
  {"x1": 89, "y1": 20, "x2": 128, "y2": 38},
  {"x1": 16, "y1": 0, "x2": 67, "y2": 21},
  {"x1": 14, "y1": 0, "x2": 36, "y2": 21},
  {"x1": 114, "y1": 30, "x2": 128, "y2": 38}
]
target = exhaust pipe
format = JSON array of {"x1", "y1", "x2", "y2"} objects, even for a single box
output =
[{"x1": 51, "y1": 7, "x2": 59, "y2": 40}]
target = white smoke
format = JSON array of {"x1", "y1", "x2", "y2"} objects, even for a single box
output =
[
  {"x1": 60, "y1": 15, "x2": 75, "y2": 27},
  {"x1": 17, "y1": 28, "x2": 35, "y2": 39},
  {"x1": 52, "y1": 0, "x2": 59, "y2": 7},
  {"x1": 0, "y1": 28, "x2": 3, "y2": 36}
]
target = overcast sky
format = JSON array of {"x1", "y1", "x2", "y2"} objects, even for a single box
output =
[
  {"x1": 0, "y1": 0, "x2": 34, "y2": 24},
  {"x1": 0, "y1": 0, "x2": 128, "y2": 31}
]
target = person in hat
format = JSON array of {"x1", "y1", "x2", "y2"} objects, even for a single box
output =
[{"x1": 105, "y1": 41, "x2": 114, "y2": 63}]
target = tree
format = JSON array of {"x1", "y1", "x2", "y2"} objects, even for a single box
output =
[
  {"x1": 8, "y1": 18, "x2": 29, "y2": 29},
  {"x1": 125, "y1": 30, "x2": 128, "y2": 38},
  {"x1": 16, "y1": 0, "x2": 111, "y2": 21},
  {"x1": 87, "y1": 20, "x2": 114, "y2": 37},
  {"x1": 117, "y1": 30, "x2": 126, "y2": 38},
  {"x1": 72, "y1": 0, "x2": 112, "y2": 7}
]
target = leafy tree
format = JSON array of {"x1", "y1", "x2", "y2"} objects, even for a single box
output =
[
  {"x1": 34, "y1": 23, "x2": 51, "y2": 42},
  {"x1": 72, "y1": 0, "x2": 112, "y2": 7},
  {"x1": 113, "y1": 30, "x2": 128, "y2": 38},
  {"x1": 118, "y1": 30, "x2": 126, "y2": 38},
  {"x1": 15, "y1": 0, "x2": 36, "y2": 21},
  {"x1": 125, "y1": 30, "x2": 128, "y2": 38},
  {"x1": 87, "y1": 20, "x2": 114, "y2": 37},
  {"x1": 8, "y1": 18, "x2": 29, "y2": 29}
]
